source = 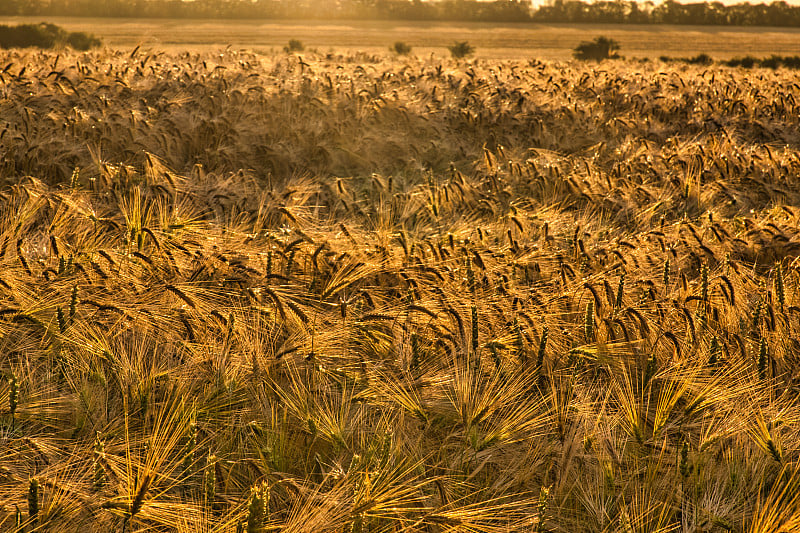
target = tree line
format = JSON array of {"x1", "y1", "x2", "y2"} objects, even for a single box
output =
[{"x1": 3, "y1": 0, "x2": 800, "y2": 27}]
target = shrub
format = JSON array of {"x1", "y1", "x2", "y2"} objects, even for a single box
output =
[
  {"x1": 0, "y1": 23, "x2": 101, "y2": 50},
  {"x1": 725, "y1": 56, "x2": 757, "y2": 68},
  {"x1": 761, "y1": 55, "x2": 781, "y2": 69},
  {"x1": 739, "y1": 56, "x2": 756, "y2": 68},
  {"x1": 285, "y1": 39, "x2": 304, "y2": 53},
  {"x1": 573, "y1": 37, "x2": 620, "y2": 61},
  {"x1": 686, "y1": 53, "x2": 713, "y2": 65},
  {"x1": 392, "y1": 41, "x2": 412, "y2": 55},
  {"x1": 781, "y1": 55, "x2": 800, "y2": 69},
  {"x1": 717, "y1": 55, "x2": 800, "y2": 70},
  {"x1": 0, "y1": 23, "x2": 64, "y2": 49},
  {"x1": 66, "y1": 31, "x2": 102, "y2": 51},
  {"x1": 448, "y1": 41, "x2": 474, "y2": 59}
]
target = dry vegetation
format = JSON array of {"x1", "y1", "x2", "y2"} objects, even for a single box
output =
[{"x1": 1, "y1": 47, "x2": 800, "y2": 532}]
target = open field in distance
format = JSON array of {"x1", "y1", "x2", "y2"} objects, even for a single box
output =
[{"x1": 3, "y1": 17, "x2": 800, "y2": 58}]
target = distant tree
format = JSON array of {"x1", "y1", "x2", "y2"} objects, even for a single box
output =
[
  {"x1": 285, "y1": 39, "x2": 304, "y2": 52},
  {"x1": 726, "y1": 55, "x2": 757, "y2": 68},
  {"x1": 573, "y1": 36, "x2": 620, "y2": 60},
  {"x1": 392, "y1": 41, "x2": 412, "y2": 55},
  {"x1": 67, "y1": 31, "x2": 102, "y2": 50},
  {"x1": 0, "y1": 23, "x2": 101, "y2": 50},
  {"x1": 448, "y1": 41, "x2": 474, "y2": 59},
  {"x1": 0, "y1": 0, "x2": 24, "y2": 15},
  {"x1": 686, "y1": 52, "x2": 713, "y2": 65}
]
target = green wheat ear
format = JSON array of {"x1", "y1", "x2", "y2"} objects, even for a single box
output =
[
  {"x1": 486, "y1": 341, "x2": 503, "y2": 373},
  {"x1": 128, "y1": 473, "x2": 151, "y2": 522},
  {"x1": 700, "y1": 263, "x2": 709, "y2": 302},
  {"x1": 246, "y1": 485, "x2": 264, "y2": 533},
  {"x1": 93, "y1": 432, "x2": 107, "y2": 489},
  {"x1": 536, "y1": 485, "x2": 550, "y2": 533},
  {"x1": 204, "y1": 454, "x2": 217, "y2": 510},
  {"x1": 774, "y1": 262, "x2": 785, "y2": 312},
  {"x1": 351, "y1": 513, "x2": 364, "y2": 533},
  {"x1": 70, "y1": 166, "x2": 80, "y2": 189},
  {"x1": 644, "y1": 353, "x2": 657, "y2": 386},
  {"x1": 679, "y1": 441, "x2": 692, "y2": 478},
  {"x1": 410, "y1": 333, "x2": 421, "y2": 372},
  {"x1": 57, "y1": 306, "x2": 67, "y2": 333},
  {"x1": 466, "y1": 255, "x2": 475, "y2": 295},
  {"x1": 182, "y1": 422, "x2": 197, "y2": 483},
  {"x1": 471, "y1": 305, "x2": 479, "y2": 354},
  {"x1": 619, "y1": 508, "x2": 634, "y2": 533},
  {"x1": 285, "y1": 248, "x2": 296, "y2": 277},
  {"x1": 758, "y1": 337, "x2": 769, "y2": 380},
  {"x1": 69, "y1": 285, "x2": 78, "y2": 320},
  {"x1": 708, "y1": 335, "x2": 720, "y2": 368},
  {"x1": 766, "y1": 436, "x2": 783, "y2": 463},
  {"x1": 614, "y1": 273, "x2": 625, "y2": 311},
  {"x1": 584, "y1": 300, "x2": 594, "y2": 342},
  {"x1": 8, "y1": 373, "x2": 18, "y2": 421},
  {"x1": 752, "y1": 296, "x2": 764, "y2": 332},
  {"x1": 514, "y1": 319, "x2": 526, "y2": 364},
  {"x1": 536, "y1": 327, "x2": 548, "y2": 369},
  {"x1": 28, "y1": 478, "x2": 39, "y2": 525}
]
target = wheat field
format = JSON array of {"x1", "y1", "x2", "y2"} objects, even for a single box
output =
[{"x1": 0, "y1": 46, "x2": 800, "y2": 532}]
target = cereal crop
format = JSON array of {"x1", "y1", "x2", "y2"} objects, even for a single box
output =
[{"x1": 1, "y1": 47, "x2": 800, "y2": 532}]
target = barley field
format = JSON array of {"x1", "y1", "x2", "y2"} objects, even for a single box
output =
[{"x1": 1, "y1": 46, "x2": 800, "y2": 532}]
